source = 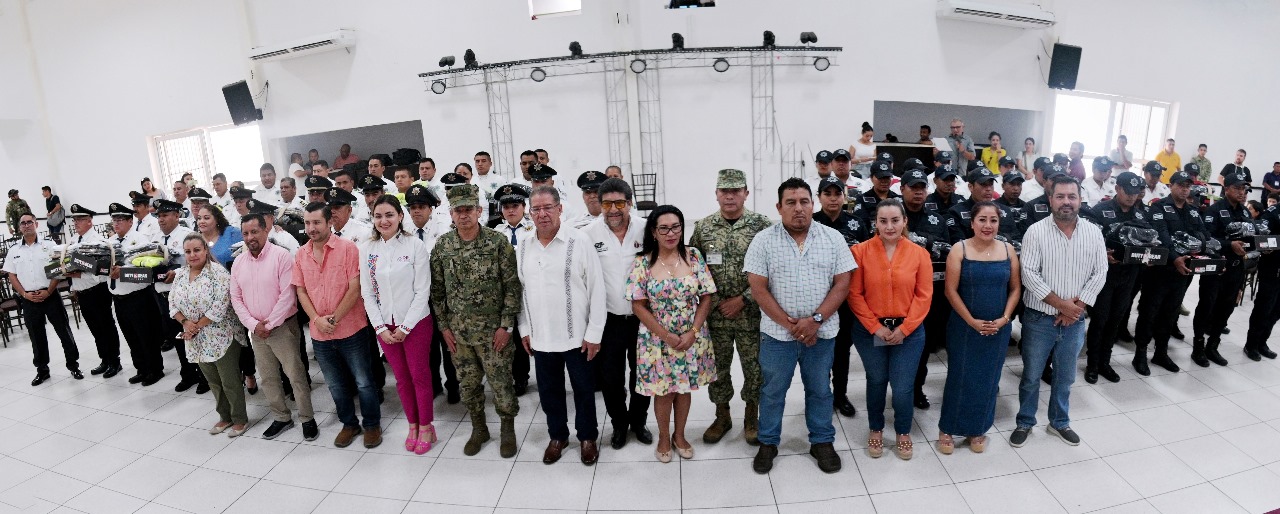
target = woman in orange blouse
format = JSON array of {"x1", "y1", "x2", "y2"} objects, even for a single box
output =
[{"x1": 847, "y1": 199, "x2": 934, "y2": 460}]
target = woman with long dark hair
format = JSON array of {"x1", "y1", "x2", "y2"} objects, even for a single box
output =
[
  {"x1": 849, "y1": 122, "x2": 878, "y2": 178},
  {"x1": 626, "y1": 205, "x2": 717, "y2": 463},
  {"x1": 141, "y1": 177, "x2": 170, "y2": 202}
]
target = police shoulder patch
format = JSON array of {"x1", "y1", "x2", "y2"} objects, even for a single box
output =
[
  {"x1": 1204, "y1": 216, "x2": 1214, "y2": 223},
  {"x1": 946, "y1": 217, "x2": 955, "y2": 226},
  {"x1": 927, "y1": 214, "x2": 939, "y2": 225}
]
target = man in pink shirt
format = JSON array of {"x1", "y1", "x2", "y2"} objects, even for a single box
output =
[
  {"x1": 293, "y1": 202, "x2": 384, "y2": 449},
  {"x1": 230, "y1": 214, "x2": 314, "y2": 441},
  {"x1": 333, "y1": 143, "x2": 360, "y2": 169}
]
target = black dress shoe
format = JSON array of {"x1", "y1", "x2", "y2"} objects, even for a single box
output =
[
  {"x1": 1097, "y1": 364, "x2": 1121, "y2": 383},
  {"x1": 914, "y1": 392, "x2": 930, "y2": 410},
  {"x1": 447, "y1": 388, "x2": 461, "y2": 405},
  {"x1": 31, "y1": 373, "x2": 51, "y2": 387},
  {"x1": 513, "y1": 380, "x2": 528, "y2": 396},
  {"x1": 1084, "y1": 366, "x2": 1099, "y2": 384},
  {"x1": 1132, "y1": 356, "x2": 1150, "y2": 376},
  {"x1": 1170, "y1": 327, "x2": 1186, "y2": 340},
  {"x1": 834, "y1": 396, "x2": 858, "y2": 418},
  {"x1": 128, "y1": 374, "x2": 145, "y2": 384},
  {"x1": 1150, "y1": 354, "x2": 1180, "y2": 373},
  {"x1": 102, "y1": 365, "x2": 121, "y2": 379},
  {"x1": 140, "y1": 373, "x2": 163, "y2": 386},
  {"x1": 195, "y1": 382, "x2": 210, "y2": 394},
  {"x1": 1205, "y1": 348, "x2": 1228, "y2": 366},
  {"x1": 160, "y1": 341, "x2": 174, "y2": 352},
  {"x1": 1244, "y1": 347, "x2": 1262, "y2": 362},
  {"x1": 633, "y1": 426, "x2": 654, "y2": 445},
  {"x1": 70, "y1": 369, "x2": 84, "y2": 380},
  {"x1": 1118, "y1": 329, "x2": 1134, "y2": 342},
  {"x1": 174, "y1": 378, "x2": 197, "y2": 393},
  {"x1": 90, "y1": 363, "x2": 110, "y2": 375},
  {"x1": 610, "y1": 429, "x2": 628, "y2": 450},
  {"x1": 1260, "y1": 346, "x2": 1278, "y2": 360}
]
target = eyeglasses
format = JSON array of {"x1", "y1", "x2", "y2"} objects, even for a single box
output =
[
  {"x1": 655, "y1": 223, "x2": 682, "y2": 235},
  {"x1": 950, "y1": 125, "x2": 963, "y2": 130},
  {"x1": 601, "y1": 200, "x2": 629, "y2": 210},
  {"x1": 529, "y1": 205, "x2": 559, "y2": 214},
  {"x1": 18, "y1": 221, "x2": 34, "y2": 226}
]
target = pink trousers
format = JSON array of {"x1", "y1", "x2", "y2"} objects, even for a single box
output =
[{"x1": 380, "y1": 317, "x2": 434, "y2": 425}]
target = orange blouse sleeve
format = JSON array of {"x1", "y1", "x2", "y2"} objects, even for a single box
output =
[
  {"x1": 899, "y1": 243, "x2": 934, "y2": 336},
  {"x1": 846, "y1": 241, "x2": 884, "y2": 335}
]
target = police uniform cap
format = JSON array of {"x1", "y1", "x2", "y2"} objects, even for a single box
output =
[
  {"x1": 304, "y1": 175, "x2": 333, "y2": 191},
  {"x1": 817, "y1": 176, "x2": 844, "y2": 193},
  {"x1": 1183, "y1": 162, "x2": 1201, "y2": 176},
  {"x1": 405, "y1": 184, "x2": 440, "y2": 207},
  {"x1": 903, "y1": 157, "x2": 926, "y2": 171},
  {"x1": 814, "y1": 150, "x2": 833, "y2": 163},
  {"x1": 68, "y1": 204, "x2": 98, "y2": 217},
  {"x1": 1092, "y1": 155, "x2": 1115, "y2": 171},
  {"x1": 246, "y1": 199, "x2": 278, "y2": 216},
  {"x1": 577, "y1": 171, "x2": 606, "y2": 191},
  {"x1": 495, "y1": 184, "x2": 530, "y2": 205},
  {"x1": 439, "y1": 172, "x2": 468, "y2": 186},
  {"x1": 936, "y1": 151, "x2": 953, "y2": 163},
  {"x1": 1114, "y1": 172, "x2": 1144, "y2": 194},
  {"x1": 935, "y1": 164, "x2": 958, "y2": 179},
  {"x1": 359, "y1": 174, "x2": 385, "y2": 193},
  {"x1": 530, "y1": 163, "x2": 558, "y2": 181},
  {"x1": 878, "y1": 151, "x2": 894, "y2": 162},
  {"x1": 1033, "y1": 156, "x2": 1053, "y2": 172},
  {"x1": 1168, "y1": 170, "x2": 1195, "y2": 185},
  {"x1": 108, "y1": 202, "x2": 133, "y2": 217},
  {"x1": 1002, "y1": 171, "x2": 1026, "y2": 184},
  {"x1": 831, "y1": 149, "x2": 852, "y2": 161},
  {"x1": 870, "y1": 161, "x2": 894, "y2": 179},
  {"x1": 188, "y1": 187, "x2": 212, "y2": 199},
  {"x1": 128, "y1": 191, "x2": 152, "y2": 205},
  {"x1": 229, "y1": 186, "x2": 255, "y2": 199},
  {"x1": 1222, "y1": 170, "x2": 1249, "y2": 188},
  {"x1": 968, "y1": 167, "x2": 997, "y2": 184},
  {"x1": 902, "y1": 168, "x2": 930, "y2": 188},
  {"x1": 998, "y1": 155, "x2": 1017, "y2": 167},
  {"x1": 1044, "y1": 164, "x2": 1068, "y2": 180},
  {"x1": 154, "y1": 199, "x2": 184, "y2": 213},
  {"x1": 325, "y1": 187, "x2": 359, "y2": 206},
  {"x1": 1142, "y1": 160, "x2": 1166, "y2": 175}
]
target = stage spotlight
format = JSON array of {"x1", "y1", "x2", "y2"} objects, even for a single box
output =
[
  {"x1": 430, "y1": 80, "x2": 447, "y2": 94},
  {"x1": 463, "y1": 49, "x2": 477, "y2": 68},
  {"x1": 569, "y1": 41, "x2": 583, "y2": 57},
  {"x1": 763, "y1": 30, "x2": 775, "y2": 47},
  {"x1": 813, "y1": 57, "x2": 830, "y2": 71},
  {"x1": 438, "y1": 55, "x2": 455, "y2": 68},
  {"x1": 530, "y1": 67, "x2": 547, "y2": 82},
  {"x1": 630, "y1": 59, "x2": 647, "y2": 74},
  {"x1": 712, "y1": 58, "x2": 730, "y2": 73},
  {"x1": 800, "y1": 32, "x2": 818, "y2": 44},
  {"x1": 672, "y1": 33, "x2": 685, "y2": 50}
]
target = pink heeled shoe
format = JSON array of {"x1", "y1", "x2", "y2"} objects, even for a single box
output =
[
  {"x1": 414, "y1": 424, "x2": 437, "y2": 455},
  {"x1": 405, "y1": 425, "x2": 419, "y2": 452}
]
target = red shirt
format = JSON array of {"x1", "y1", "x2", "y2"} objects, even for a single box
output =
[
  {"x1": 333, "y1": 153, "x2": 361, "y2": 169},
  {"x1": 292, "y1": 235, "x2": 368, "y2": 340}
]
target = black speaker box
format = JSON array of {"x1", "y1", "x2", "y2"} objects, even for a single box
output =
[
  {"x1": 222, "y1": 80, "x2": 263, "y2": 125},
  {"x1": 1048, "y1": 43, "x2": 1082, "y2": 90}
]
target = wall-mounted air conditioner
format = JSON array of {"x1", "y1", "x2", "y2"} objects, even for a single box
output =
[
  {"x1": 937, "y1": 0, "x2": 1055, "y2": 29},
  {"x1": 249, "y1": 29, "x2": 356, "y2": 63}
]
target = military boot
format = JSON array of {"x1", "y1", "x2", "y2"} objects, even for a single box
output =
[
  {"x1": 1190, "y1": 337, "x2": 1209, "y2": 367},
  {"x1": 463, "y1": 411, "x2": 491, "y2": 456},
  {"x1": 744, "y1": 401, "x2": 760, "y2": 446},
  {"x1": 1131, "y1": 344, "x2": 1150, "y2": 376},
  {"x1": 499, "y1": 417, "x2": 518, "y2": 458},
  {"x1": 702, "y1": 403, "x2": 732, "y2": 444},
  {"x1": 1205, "y1": 337, "x2": 1229, "y2": 366}
]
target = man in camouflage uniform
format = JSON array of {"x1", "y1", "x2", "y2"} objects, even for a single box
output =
[
  {"x1": 429, "y1": 185, "x2": 523, "y2": 458},
  {"x1": 6, "y1": 189, "x2": 32, "y2": 238},
  {"x1": 688, "y1": 169, "x2": 773, "y2": 445}
]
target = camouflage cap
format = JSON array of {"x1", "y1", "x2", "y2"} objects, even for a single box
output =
[
  {"x1": 447, "y1": 184, "x2": 480, "y2": 208},
  {"x1": 716, "y1": 169, "x2": 747, "y2": 189}
]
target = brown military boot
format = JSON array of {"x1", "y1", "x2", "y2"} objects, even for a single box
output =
[
  {"x1": 499, "y1": 417, "x2": 518, "y2": 458},
  {"x1": 743, "y1": 401, "x2": 760, "y2": 446},
  {"x1": 463, "y1": 411, "x2": 491, "y2": 456},
  {"x1": 702, "y1": 403, "x2": 732, "y2": 444}
]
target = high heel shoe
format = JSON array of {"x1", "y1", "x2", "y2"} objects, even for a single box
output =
[
  {"x1": 895, "y1": 435, "x2": 913, "y2": 461},
  {"x1": 414, "y1": 424, "x2": 437, "y2": 455},
  {"x1": 937, "y1": 433, "x2": 954, "y2": 455},
  {"x1": 868, "y1": 431, "x2": 884, "y2": 459},
  {"x1": 969, "y1": 435, "x2": 987, "y2": 453},
  {"x1": 406, "y1": 425, "x2": 419, "y2": 452}
]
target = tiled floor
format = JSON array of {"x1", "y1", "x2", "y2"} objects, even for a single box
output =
[{"x1": 1, "y1": 287, "x2": 1279, "y2": 513}]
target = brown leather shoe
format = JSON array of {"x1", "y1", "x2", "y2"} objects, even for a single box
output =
[
  {"x1": 334, "y1": 425, "x2": 362, "y2": 448},
  {"x1": 543, "y1": 439, "x2": 567, "y2": 464},
  {"x1": 580, "y1": 440, "x2": 599, "y2": 466},
  {"x1": 363, "y1": 426, "x2": 383, "y2": 449}
]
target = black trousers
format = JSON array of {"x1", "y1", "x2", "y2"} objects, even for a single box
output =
[
  {"x1": 512, "y1": 326, "x2": 530, "y2": 384},
  {"x1": 535, "y1": 348, "x2": 599, "y2": 442},
  {"x1": 1085, "y1": 264, "x2": 1140, "y2": 367},
  {"x1": 111, "y1": 286, "x2": 164, "y2": 376},
  {"x1": 20, "y1": 293, "x2": 78, "y2": 373},
  {"x1": 596, "y1": 313, "x2": 649, "y2": 431},
  {"x1": 430, "y1": 318, "x2": 458, "y2": 394},
  {"x1": 154, "y1": 291, "x2": 204, "y2": 383},
  {"x1": 368, "y1": 325, "x2": 386, "y2": 391},
  {"x1": 1135, "y1": 268, "x2": 1194, "y2": 353},
  {"x1": 914, "y1": 291, "x2": 949, "y2": 394},
  {"x1": 832, "y1": 304, "x2": 857, "y2": 397},
  {"x1": 76, "y1": 283, "x2": 120, "y2": 366},
  {"x1": 1246, "y1": 271, "x2": 1280, "y2": 351},
  {"x1": 1193, "y1": 263, "x2": 1247, "y2": 339}
]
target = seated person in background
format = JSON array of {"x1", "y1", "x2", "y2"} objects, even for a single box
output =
[
  {"x1": 333, "y1": 143, "x2": 360, "y2": 169},
  {"x1": 918, "y1": 125, "x2": 933, "y2": 145}
]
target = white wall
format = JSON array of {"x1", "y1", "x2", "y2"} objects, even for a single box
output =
[
  {"x1": 10, "y1": 0, "x2": 1280, "y2": 221},
  {"x1": 0, "y1": 0, "x2": 58, "y2": 216}
]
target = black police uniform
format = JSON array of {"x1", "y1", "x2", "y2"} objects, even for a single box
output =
[
  {"x1": 1134, "y1": 195, "x2": 1208, "y2": 370},
  {"x1": 1192, "y1": 197, "x2": 1250, "y2": 353},
  {"x1": 946, "y1": 199, "x2": 1017, "y2": 244},
  {"x1": 857, "y1": 189, "x2": 901, "y2": 229},
  {"x1": 1244, "y1": 205, "x2": 1280, "y2": 360},
  {"x1": 1083, "y1": 199, "x2": 1150, "y2": 377},
  {"x1": 905, "y1": 204, "x2": 949, "y2": 406},
  {"x1": 994, "y1": 195, "x2": 1026, "y2": 219},
  {"x1": 813, "y1": 208, "x2": 868, "y2": 409},
  {"x1": 924, "y1": 191, "x2": 965, "y2": 214}
]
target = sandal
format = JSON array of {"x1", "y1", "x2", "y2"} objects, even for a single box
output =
[
  {"x1": 868, "y1": 430, "x2": 884, "y2": 458},
  {"x1": 414, "y1": 424, "x2": 437, "y2": 455},
  {"x1": 969, "y1": 435, "x2": 987, "y2": 454},
  {"x1": 937, "y1": 433, "x2": 954, "y2": 455},
  {"x1": 405, "y1": 425, "x2": 419, "y2": 452},
  {"x1": 895, "y1": 435, "x2": 913, "y2": 461}
]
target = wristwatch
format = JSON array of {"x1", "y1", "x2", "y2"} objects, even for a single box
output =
[{"x1": 812, "y1": 312, "x2": 824, "y2": 323}]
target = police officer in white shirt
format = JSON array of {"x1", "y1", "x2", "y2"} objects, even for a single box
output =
[
  {"x1": 570, "y1": 171, "x2": 606, "y2": 229},
  {"x1": 150, "y1": 199, "x2": 207, "y2": 393},
  {"x1": 3, "y1": 211, "x2": 81, "y2": 385},
  {"x1": 1142, "y1": 161, "x2": 1172, "y2": 203},
  {"x1": 472, "y1": 151, "x2": 508, "y2": 199},
  {"x1": 304, "y1": 175, "x2": 333, "y2": 206},
  {"x1": 255, "y1": 163, "x2": 285, "y2": 208},
  {"x1": 332, "y1": 169, "x2": 370, "y2": 221},
  {"x1": 439, "y1": 170, "x2": 491, "y2": 223},
  {"x1": 186, "y1": 187, "x2": 213, "y2": 228},
  {"x1": 65, "y1": 205, "x2": 124, "y2": 378},
  {"x1": 1082, "y1": 156, "x2": 1117, "y2": 206},
  {"x1": 581, "y1": 178, "x2": 653, "y2": 449},
  {"x1": 129, "y1": 192, "x2": 161, "y2": 240},
  {"x1": 227, "y1": 185, "x2": 257, "y2": 227},
  {"x1": 367, "y1": 154, "x2": 398, "y2": 193},
  {"x1": 105, "y1": 202, "x2": 166, "y2": 386},
  {"x1": 326, "y1": 188, "x2": 372, "y2": 243},
  {"x1": 491, "y1": 184, "x2": 535, "y2": 393},
  {"x1": 359, "y1": 174, "x2": 387, "y2": 223},
  {"x1": 403, "y1": 184, "x2": 447, "y2": 247},
  {"x1": 279, "y1": 177, "x2": 307, "y2": 212},
  {"x1": 209, "y1": 173, "x2": 236, "y2": 217}
]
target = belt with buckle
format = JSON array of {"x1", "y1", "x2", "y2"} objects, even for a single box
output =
[{"x1": 879, "y1": 317, "x2": 905, "y2": 329}]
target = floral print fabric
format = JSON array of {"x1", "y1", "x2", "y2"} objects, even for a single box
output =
[
  {"x1": 169, "y1": 264, "x2": 238, "y2": 363},
  {"x1": 625, "y1": 249, "x2": 719, "y2": 396}
]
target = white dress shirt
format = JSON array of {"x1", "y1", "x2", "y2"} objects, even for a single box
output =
[
  {"x1": 2, "y1": 237, "x2": 57, "y2": 293},
  {"x1": 582, "y1": 217, "x2": 645, "y2": 315},
  {"x1": 1019, "y1": 217, "x2": 1109, "y2": 315},
  {"x1": 493, "y1": 217, "x2": 535, "y2": 248},
  {"x1": 333, "y1": 217, "x2": 372, "y2": 244},
  {"x1": 211, "y1": 193, "x2": 235, "y2": 216},
  {"x1": 404, "y1": 216, "x2": 449, "y2": 250},
  {"x1": 360, "y1": 233, "x2": 432, "y2": 332},
  {"x1": 1144, "y1": 182, "x2": 1171, "y2": 203},
  {"x1": 270, "y1": 226, "x2": 300, "y2": 254},
  {"x1": 569, "y1": 212, "x2": 600, "y2": 230},
  {"x1": 134, "y1": 215, "x2": 161, "y2": 241},
  {"x1": 255, "y1": 185, "x2": 284, "y2": 208},
  {"x1": 1082, "y1": 176, "x2": 1116, "y2": 206},
  {"x1": 282, "y1": 195, "x2": 307, "y2": 212},
  {"x1": 516, "y1": 226, "x2": 607, "y2": 352},
  {"x1": 151, "y1": 225, "x2": 193, "y2": 293},
  {"x1": 68, "y1": 229, "x2": 105, "y2": 291},
  {"x1": 108, "y1": 226, "x2": 154, "y2": 295},
  {"x1": 473, "y1": 172, "x2": 508, "y2": 198}
]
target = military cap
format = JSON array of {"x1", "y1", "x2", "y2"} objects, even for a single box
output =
[
  {"x1": 6, "y1": 189, "x2": 16, "y2": 197},
  {"x1": 1092, "y1": 155, "x2": 1115, "y2": 171},
  {"x1": 154, "y1": 199, "x2": 184, "y2": 213},
  {"x1": 1142, "y1": 160, "x2": 1166, "y2": 176},
  {"x1": 814, "y1": 150, "x2": 833, "y2": 164},
  {"x1": 1168, "y1": 170, "x2": 1195, "y2": 185},
  {"x1": 716, "y1": 169, "x2": 747, "y2": 189},
  {"x1": 128, "y1": 191, "x2": 151, "y2": 205},
  {"x1": 245, "y1": 199, "x2": 278, "y2": 216},
  {"x1": 901, "y1": 168, "x2": 930, "y2": 188},
  {"x1": 967, "y1": 167, "x2": 997, "y2": 184},
  {"x1": 1114, "y1": 172, "x2": 1144, "y2": 194},
  {"x1": 108, "y1": 202, "x2": 133, "y2": 217},
  {"x1": 359, "y1": 173, "x2": 385, "y2": 193},
  {"x1": 530, "y1": 163, "x2": 558, "y2": 181},
  {"x1": 325, "y1": 187, "x2": 359, "y2": 206},
  {"x1": 229, "y1": 185, "x2": 255, "y2": 199},
  {"x1": 495, "y1": 184, "x2": 529, "y2": 205},
  {"x1": 936, "y1": 151, "x2": 953, "y2": 163},
  {"x1": 817, "y1": 176, "x2": 844, "y2": 194},
  {"x1": 1002, "y1": 171, "x2": 1026, "y2": 184},
  {"x1": 405, "y1": 183, "x2": 440, "y2": 207},
  {"x1": 935, "y1": 164, "x2": 959, "y2": 180},
  {"x1": 68, "y1": 204, "x2": 98, "y2": 217},
  {"x1": 1222, "y1": 169, "x2": 1249, "y2": 188},
  {"x1": 832, "y1": 149, "x2": 852, "y2": 161},
  {"x1": 188, "y1": 187, "x2": 212, "y2": 199},
  {"x1": 998, "y1": 155, "x2": 1017, "y2": 168},
  {"x1": 577, "y1": 171, "x2": 606, "y2": 191},
  {"x1": 439, "y1": 172, "x2": 468, "y2": 187},
  {"x1": 870, "y1": 161, "x2": 894, "y2": 179},
  {"x1": 304, "y1": 175, "x2": 333, "y2": 191},
  {"x1": 446, "y1": 184, "x2": 480, "y2": 208}
]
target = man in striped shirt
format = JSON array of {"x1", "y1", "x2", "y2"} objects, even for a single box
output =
[{"x1": 1010, "y1": 175, "x2": 1107, "y2": 449}]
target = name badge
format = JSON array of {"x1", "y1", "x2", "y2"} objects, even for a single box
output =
[
  {"x1": 1035, "y1": 204, "x2": 1048, "y2": 213},
  {"x1": 707, "y1": 252, "x2": 723, "y2": 265},
  {"x1": 925, "y1": 202, "x2": 937, "y2": 211},
  {"x1": 1103, "y1": 210, "x2": 1116, "y2": 219}
]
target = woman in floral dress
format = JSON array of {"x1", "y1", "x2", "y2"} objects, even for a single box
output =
[
  {"x1": 168, "y1": 233, "x2": 248, "y2": 437},
  {"x1": 626, "y1": 205, "x2": 717, "y2": 463}
]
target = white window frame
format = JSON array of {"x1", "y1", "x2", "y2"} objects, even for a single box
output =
[
  {"x1": 151, "y1": 124, "x2": 265, "y2": 190},
  {"x1": 1047, "y1": 90, "x2": 1174, "y2": 163}
]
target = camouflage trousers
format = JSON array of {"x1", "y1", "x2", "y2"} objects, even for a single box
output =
[
  {"x1": 707, "y1": 321, "x2": 762, "y2": 404},
  {"x1": 451, "y1": 329, "x2": 519, "y2": 420}
]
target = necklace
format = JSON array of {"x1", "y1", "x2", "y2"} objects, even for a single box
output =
[{"x1": 656, "y1": 257, "x2": 681, "y2": 277}]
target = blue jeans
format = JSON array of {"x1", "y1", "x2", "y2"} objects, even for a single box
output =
[
  {"x1": 757, "y1": 333, "x2": 836, "y2": 446},
  {"x1": 850, "y1": 323, "x2": 925, "y2": 435},
  {"x1": 313, "y1": 328, "x2": 382, "y2": 429},
  {"x1": 1017, "y1": 308, "x2": 1086, "y2": 430}
]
